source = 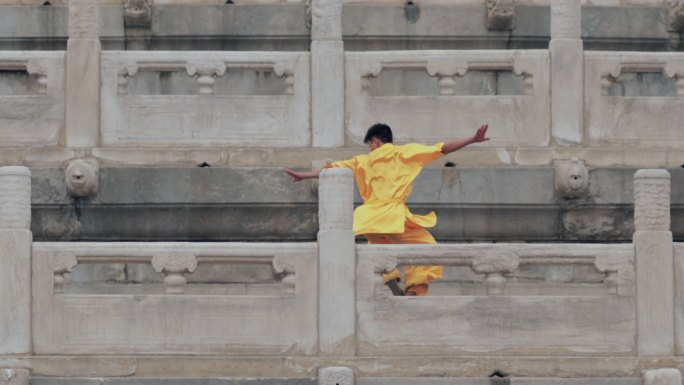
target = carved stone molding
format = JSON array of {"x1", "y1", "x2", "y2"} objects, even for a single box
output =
[
  {"x1": 668, "y1": 0, "x2": 684, "y2": 32},
  {"x1": 53, "y1": 252, "x2": 78, "y2": 294},
  {"x1": 594, "y1": 254, "x2": 634, "y2": 296},
  {"x1": 472, "y1": 252, "x2": 520, "y2": 295},
  {"x1": 124, "y1": 0, "x2": 152, "y2": 29},
  {"x1": 152, "y1": 253, "x2": 198, "y2": 294},
  {"x1": 65, "y1": 159, "x2": 99, "y2": 198},
  {"x1": 634, "y1": 169, "x2": 671, "y2": 232},
  {"x1": 373, "y1": 255, "x2": 399, "y2": 275},
  {"x1": 664, "y1": 60, "x2": 684, "y2": 95},
  {"x1": 274, "y1": 59, "x2": 297, "y2": 95},
  {"x1": 319, "y1": 367, "x2": 354, "y2": 385},
  {"x1": 512, "y1": 54, "x2": 536, "y2": 95},
  {"x1": 0, "y1": 369, "x2": 29, "y2": 385},
  {"x1": 186, "y1": 60, "x2": 227, "y2": 95},
  {"x1": 311, "y1": 0, "x2": 342, "y2": 40},
  {"x1": 0, "y1": 166, "x2": 31, "y2": 230},
  {"x1": 486, "y1": 0, "x2": 515, "y2": 31},
  {"x1": 26, "y1": 60, "x2": 48, "y2": 94},
  {"x1": 117, "y1": 61, "x2": 139, "y2": 95},
  {"x1": 359, "y1": 61, "x2": 383, "y2": 96},
  {"x1": 554, "y1": 158, "x2": 588, "y2": 199},
  {"x1": 426, "y1": 58, "x2": 469, "y2": 96},
  {"x1": 68, "y1": 0, "x2": 101, "y2": 39},
  {"x1": 273, "y1": 253, "x2": 297, "y2": 294}
]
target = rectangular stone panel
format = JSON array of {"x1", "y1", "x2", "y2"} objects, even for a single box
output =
[
  {"x1": 0, "y1": 52, "x2": 65, "y2": 147},
  {"x1": 356, "y1": 245, "x2": 636, "y2": 356},
  {"x1": 32, "y1": 242, "x2": 318, "y2": 355},
  {"x1": 585, "y1": 52, "x2": 684, "y2": 147},
  {"x1": 101, "y1": 51, "x2": 310, "y2": 147},
  {"x1": 346, "y1": 50, "x2": 550, "y2": 147}
]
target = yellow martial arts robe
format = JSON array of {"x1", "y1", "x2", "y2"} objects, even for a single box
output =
[{"x1": 325, "y1": 142, "x2": 445, "y2": 291}]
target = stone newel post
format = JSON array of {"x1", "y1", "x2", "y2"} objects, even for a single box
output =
[
  {"x1": 66, "y1": 0, "x2": 101, "y2": 147},
  {"x1": 550, "y1": 0, "x2": 583, "y2": 145},
  {"x1": 311, "y1": 0, "x2": 345, "y2": 147},
  {"x1": 318, "y1": 168, "x2": 356, "y2": 355},
  {"x1": 0, "y1": 167, "x2": 33, "y2": 355},
  {"x1": 634, "y1": 169, "x2": 674, "y2": 356}
]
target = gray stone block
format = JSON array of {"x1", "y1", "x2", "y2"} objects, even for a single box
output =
[{"x1": 151, "y1": 5, "x2": 309, "y2": 37}]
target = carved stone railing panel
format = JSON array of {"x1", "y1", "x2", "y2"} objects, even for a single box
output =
[
  {"x1": 585, "y1": 52, "x2": 684, "y2": 147},
  {"x1": 346, "y1": 50, "x2": 550, "y2": 147},
  {"x1": 32, "y1": 242, "x2": 317, "y2": 355},
  {"x1": 356, "y1": 243, "x2": 635, "y2": 356},
  {"x1": 101, "y1": 51, "x2": 310, "y2": 147},
  {"x1": 0, "y1": 52, "x2": 65, "y2": 147}
]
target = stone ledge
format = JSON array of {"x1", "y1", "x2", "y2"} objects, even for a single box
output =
[
  {"x1": 2, "y1": 356, "x2": 684, "y2": 378},
  {"x1": 1, "y1": 147, "x2": 683, "y2": 169}
]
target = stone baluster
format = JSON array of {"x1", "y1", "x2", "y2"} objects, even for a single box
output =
[
  {"x1": 152, "y1": 253, "x2": 198, "y2": 294},
  {"x1": 186, "y1": 61, "x2": 226, "y2": 96},
  {"x1": 0, "y1": 167, "x2": 32, "y2": 355},
  {"x1": 311, "y1": 0, "x2": 344, "y2": 147},
  {"x1": 66, "y1": 0, "x2": 101, "y2": 148},
  {"x1": 318, "y1": 168, "x2": 355, "y2": 355},
  {"x1": 472, "y1": 252, "x2": 520, "y2": 295},
  {"x1": 550, "y1": 0, "x2": 583, "y2": 145},
  {"x1": 633, "y1": 169, "x2": 674, "y2": 356}
]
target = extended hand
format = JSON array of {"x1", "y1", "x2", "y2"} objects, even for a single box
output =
[
  {"x1": 473, "y1": 124, "x2": 489, "y2": 143},
  {"x1": 283, "y1": 168, "x2": 305, "y2": 182}
]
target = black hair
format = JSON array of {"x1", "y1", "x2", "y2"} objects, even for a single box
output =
[{"x1": 363, "y1": 123, "x2": 393, "y2": 144}]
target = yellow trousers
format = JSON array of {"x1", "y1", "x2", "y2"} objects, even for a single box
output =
[{"x1": 364, "y1": 221, "x2": 443, "y2": 294}]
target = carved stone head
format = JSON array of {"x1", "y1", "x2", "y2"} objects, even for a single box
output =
[
  {"x1": 554, "y1": 158, "x2": 589, "y2": 199},
  {"x1": 65, "y1": 159, "x2": 99, "y2": 197},
  {"x1": 124, "y1": 0, "x2": 152, "y2": 28},
  {"x1": 486, "y1": 0, "x2": 515, "y2": 31}
]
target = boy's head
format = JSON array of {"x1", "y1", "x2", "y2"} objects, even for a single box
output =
[{"x1": 364, "y1": 123, "x2": 393, "y2": 151}]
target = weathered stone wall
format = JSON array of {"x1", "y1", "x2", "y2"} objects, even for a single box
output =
[
  {"x1": 25, "y1": 166, "x2": 684, "y2": 242},
  {"x1": 0, "y1": 3, "x2": 677, "y2": 51}
]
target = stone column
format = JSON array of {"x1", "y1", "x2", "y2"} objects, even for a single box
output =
[
  {"x1": 550, "y1": 0, "x2": 583, "y2": 145},
  {"x1": 318, "y1": 168, "x2": 356, "y2": 355},
  {"x1": 634, "y1": 169, "x2": 674, "y2": 356},
  {"x1": 311, "y1": 0, "x2": 345, "y2": 147},
  {"x1": 66, "y1": 0, "x2": 101, "y2": 148},
  {"x1": 0, "y1": 167, "x2": 32, "y2": 355}
]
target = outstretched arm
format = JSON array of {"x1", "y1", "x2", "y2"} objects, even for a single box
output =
[
  {"x1": 441, "y1": 124, "x2": 489, "y2": 155},
  {"x1": 283, "y1": 168, "x2": 322, "y2": 182}
]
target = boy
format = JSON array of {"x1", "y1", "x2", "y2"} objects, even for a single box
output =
[{"x1": 284, "y1": 123, "x2": 489, "y2": 296}]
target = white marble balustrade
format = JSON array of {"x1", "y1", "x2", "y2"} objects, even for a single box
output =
[
  {"x1": 31, "y1": 242, "x2": 318, "y2": 355},
  {"x1": 356, "y1": 242, "x2": 636, "y2": 356},
  {"x1": 0, "y1": 52, "x2": 65, "y2": 147},
  {"x1": 585, "y1": 52, "x2": 684, "y2": 148},
  {"x1": 100, "y1": 51, "x2": 311, "y2": 147},
  {"x1": 345, "y1": 50, "x2": 551, "y2": 147}
]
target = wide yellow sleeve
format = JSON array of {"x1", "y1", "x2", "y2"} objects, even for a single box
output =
[
  {"x1": 324, "y1": 157, "x2": 358, "y2": 172},
  {"x1": 398, "y1": 143, "x2": 445, "y2": 166}
]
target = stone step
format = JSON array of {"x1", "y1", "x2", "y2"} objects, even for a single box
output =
[
  {"x1": 29, "y1": 378, "x2": 644, "y2": 385},
  {"x1": 30, "y1": 379, "x2": 315, "y2": 385}
]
